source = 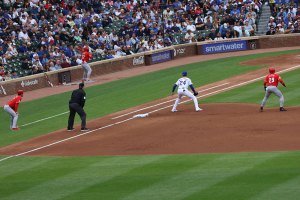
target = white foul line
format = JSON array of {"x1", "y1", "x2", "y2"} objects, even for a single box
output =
[
  {"x1": 1, "y1": 65, "x2": 300, "y2": 163},
  {"x1": 0, "y1": 117, "x2": 134, "y2": 162},
  {"x1": 112, "y1": 82, "x2": 230, "y2": 119},
  {"x1": 20, "y1": 111, "x2": 69, "y2": 127}
]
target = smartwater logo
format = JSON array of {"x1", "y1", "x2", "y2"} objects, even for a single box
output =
[
  {"x1": 21, "y1": 79, "x2": 39, "y2": 87},
  {"x1": 202, "y1": 40, "x2": 247, "y2": 54}
]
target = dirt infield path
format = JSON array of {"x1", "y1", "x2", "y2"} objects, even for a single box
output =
[
  {"x1": 1, "y1": 51, "x2": 300, "y2": 157},
  {"x1": 1, "y1": 103, "x2": 300, "y2": 156}
]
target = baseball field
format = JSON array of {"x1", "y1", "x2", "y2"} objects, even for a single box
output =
[{"x1": 1, "y1": 49, "x2": 300, "y2": 199}]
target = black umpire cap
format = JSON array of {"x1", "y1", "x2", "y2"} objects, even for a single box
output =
[{"x1": 79, "y1": 83, "x2": 84, "y2": 89}]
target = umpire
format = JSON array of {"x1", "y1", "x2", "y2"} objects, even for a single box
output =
[{"x1": 67, "y1": 83, "x2": 89, "y2": 131}]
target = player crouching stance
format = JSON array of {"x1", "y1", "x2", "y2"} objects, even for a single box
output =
[
  {"x1": 171, "y1": 71, "x2": 202, "y2": 112},
  {"x1": 260, "y1": 67, "x2": 287, "y2": 112},
  {"x1": 3, "y1": 90, "x2": 24, "y2": 131}
]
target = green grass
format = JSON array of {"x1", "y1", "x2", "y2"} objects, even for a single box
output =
[
  {"x1": 3, "y1": 50, "x2": 298, "y2": 147},
  {"x1": 201, "y1": 67, "x2": 300, "y2": 107},
  {"x1": 0, "y1": 152, "x2": 300, "y2": 200}
]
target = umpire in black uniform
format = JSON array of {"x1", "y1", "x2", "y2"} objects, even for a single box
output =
[{"x1": 67, "y1": 83, "x2": 89, "y2": 131}]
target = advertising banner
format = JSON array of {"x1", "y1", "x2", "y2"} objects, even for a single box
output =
[
  {"x1": 202, "y1": 40, "x2": 247, "y2": 54},
  {"x1": 151, "y1": 50, "x2": 172, "y2": 64}
]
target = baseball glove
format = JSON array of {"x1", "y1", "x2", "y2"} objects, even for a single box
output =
[{"x1": 194, "y1": 92, "x2": 198, "y2": 96}]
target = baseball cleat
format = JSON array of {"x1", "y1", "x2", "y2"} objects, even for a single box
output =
[
  {"x1": 67, "y1": 128, "x2": 75, "y2": 132},
  {"x1": 11, "y1": 127, "x2": 20, "y2": 131},
  {"x1": 81, "y1": 128, "x2": 90, "y2": 132},
  {"x1": 171, "y1": 109, "x2": 178, "y2": 112},
  {"x1": 260, "y1": 107, "x2": 263, "y2": 112},
  {"x1": 280, "y1": 107, "x2": 287, "y2": 112},
  {"x1": 196, "y1": 108, "x2": 203, "y2": 112}
]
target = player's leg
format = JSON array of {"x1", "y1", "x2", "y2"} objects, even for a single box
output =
[
  {"x1": 72, "y1": 104, "x2": 87, "y2": 130},
  {"x1": 10, "y1": 115, "x2": 13, "y2": 129},
  {"x1": 82, "y1": 64, "x2": 87, "y2": 81},
  {"x1": 4, "y1": 105, "x2": 18, "y2": 129},
  {"x1": 184, "y1": 90, "x2": 201, "y2": 111},
  {"x1": 86, "y1": 64, "x2": 92, "y2": 81},
  {"x1": 273, "y1": 88, "x2": 286, "y2": 111},
  {"x1": 260, "y1": 87, "x2": 273, "y2": 109},
  {"x1": 12, "y1": 114, "x2": 19, "y2": 129},
  {"x1": 172, "y1": 92, "x2": 183, "y2": 112},
  {"x1": 67, "y1": 104, "x2": 77, "y2": 130}
]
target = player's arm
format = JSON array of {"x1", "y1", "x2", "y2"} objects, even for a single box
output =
[
  {"x1": 80, "y1": 91, "x2": 86, "y2": 108},
  {"x1": 189, "y1": 84, "x2": 197, "y2": 93},
  {"x1": 263, "y1": 76, "x2": 268, "y2": 91},
  {"x1": 171, "y1": 84, "x2": 177, "y2": 95},
  {"x1": 278, "y1": 76, "x2": 286, "y2": 87},
  {"x1": 14, "y1": 99, "x2": 21, "y2": 113}
]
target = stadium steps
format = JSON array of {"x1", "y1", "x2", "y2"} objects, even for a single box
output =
[{"x1": 256, "y1": 4, "x2": 272, "y2": 35}]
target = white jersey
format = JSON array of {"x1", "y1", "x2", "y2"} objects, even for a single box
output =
[{"x1": 175, "y1": 77, "x2": 192, "y2": 90}]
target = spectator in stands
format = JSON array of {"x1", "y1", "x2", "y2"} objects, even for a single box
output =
[
  {"x1": 21, "y1": 58, "x2": 31, "y2": 70},
  {"x1": 61, "y1": 54, "x2": 71, "y2": 68},
  {"x1": 32, "y1": 65, "x2": 43, "y2": 74},
  {"x1": 18, "y1": 28, "x2": 30, "y2": 42},
  {"x1": 267, "y1": 16, "x2": 277, "y2": 31},
  {"x1": 32, "y1": 54, "x2": 43, "y2": 69},
  {"x1": 0, "y1": 0, "x2": 265, "y2": 81},
  {"x1": 219, "y1": 23, "x2": 230, "y2": 38},
  {"x1": 277, "y1": 23, "x2": 285, "y2": 33},
  {"x1": 184, "y1": 29, "x2": 195, "y2": 43},
  {"x1": 239, "y1": 26, "x2": 250, "y2": 37},
  {"x1": 10, "y1": 71, "x2": 19, "y2": 79},
  {"x1": 2, "y1": 71, "x2": 11, "y2": 81},
  {"x1": 5, "y1": 46, "x2": 17, "y2": 58},
  {"x1": 48, "y1": 61, "x2": 57, "y2": 71},
  {"x1": 266, "y1": 25, "x2": 276, "y2": 35},
  {"x1": 209, "y1": 28, "x2": 217, "y2": 40},
  {"x1": 244, "y1": 20, "x2": 255, "y2": 35}
]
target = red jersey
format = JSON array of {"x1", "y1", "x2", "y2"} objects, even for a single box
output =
[
  {"x1": 82, "y1": 51, "x2": 92, "y2": 63},
  {"x1": 7, "y1": 95, "x2": 22, "y2": 112},
  {"x1": 264, "y1": 73, "x2": 284, "y2": 87}
]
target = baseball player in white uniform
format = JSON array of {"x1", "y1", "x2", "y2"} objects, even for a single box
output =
[{"x1": 171, "y1": 71, "x2": 202, "y2": 112}]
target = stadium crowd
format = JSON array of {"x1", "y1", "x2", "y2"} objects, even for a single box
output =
[
  {"x1": 266, "y1": 0, "x2": 300, "y2": 35},
  {"x1": 0, "y1": 0, "x2": 264, "y2": 81}
]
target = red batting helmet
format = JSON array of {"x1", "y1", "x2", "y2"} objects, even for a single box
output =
[
  {"x1": 17, "y1": 90, "x2": 24, "y2": 95},
  {"x1": 269, "y1": 67, "x2": 275, "y2": 74}
]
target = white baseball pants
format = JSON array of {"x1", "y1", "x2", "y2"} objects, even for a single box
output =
[
  {"x1": 82, "y1": 62, "x2": 92, "y2": 81},
  {"x1": 172, "y1": 89, "x2": 200, "y2": 111},
  {"x1": 261, "y1": 86, "x2": 284, "y2": 107},
  {"x1": 3, "y1": 105, "x2": 18, "y2": 128}
]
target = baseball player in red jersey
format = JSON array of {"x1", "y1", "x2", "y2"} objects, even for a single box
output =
[
  {"x1": 81, "y1": 45, "x2": 93, "y2": 82},
  {"x1": 260, "y1": 67, "x2": 287, "y2": 112},
  {"x1": 3, "y1": 90, "x2": 24, "y2": 131}
]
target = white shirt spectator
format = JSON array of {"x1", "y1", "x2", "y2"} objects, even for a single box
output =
[
  {"x1": 185, "y1": 31, "x2": 195, "y2": 43},
  {"x1": 244, "y1": 22, "x2": 254, "y2": 32},
  {"x1": 186, "y1": 24, "x2": 196, "y2": 32},
  {"x1": 18, "y1": 30, "x2": 30, "y2": 41},
  {"x1": 19, "y1": 15, "x2": 27, "y2": 25},
  {"x1": 204, "y1": 15, "x2": 213, "y2": 24}
]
